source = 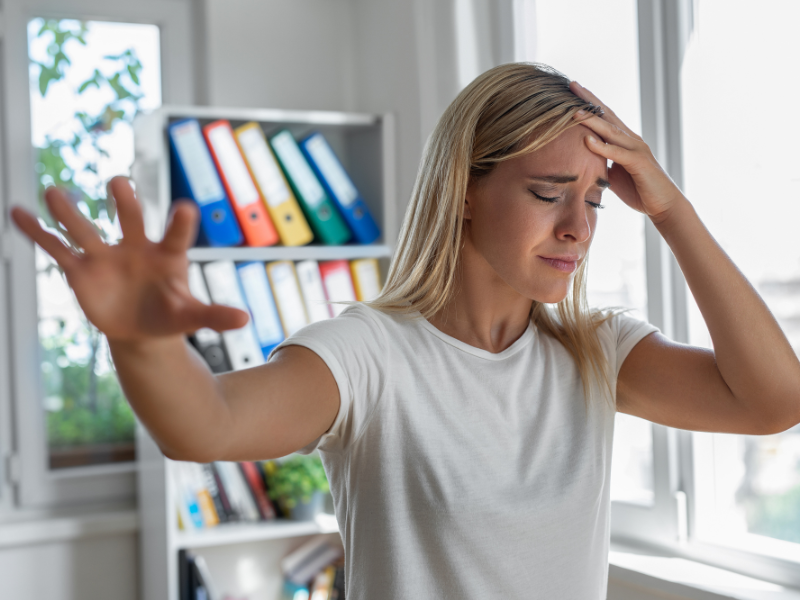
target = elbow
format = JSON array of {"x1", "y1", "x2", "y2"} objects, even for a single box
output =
[
  {"x1": 159, "y1": 443, "x2": 222, "y2": 464},
  {"x1": 748, "y1": 398, "x2": 800, "y2": 436}
]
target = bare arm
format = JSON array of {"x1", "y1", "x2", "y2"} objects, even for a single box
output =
[
  {"x1": 11, "y1": 177, "x2": 339, "y2": 462},
  {"x1": 617, "y1": 200, "x2": 800, "y2": 435},
  {"x1": 108, "y1": 336, "x2": 340, "y2": 462}
]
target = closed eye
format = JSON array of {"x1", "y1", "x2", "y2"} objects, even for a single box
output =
[{"x1": 532, "y1": 191, "x2": 559, "y2": 202}]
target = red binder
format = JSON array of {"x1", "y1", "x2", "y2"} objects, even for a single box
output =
[{"x1": 203, "y1": 120, "x2": 279, "y2": 247}]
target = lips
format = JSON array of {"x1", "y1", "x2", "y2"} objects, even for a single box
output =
[{"x1": 538, "y1": 255, "x2": 579, "y2": 273}]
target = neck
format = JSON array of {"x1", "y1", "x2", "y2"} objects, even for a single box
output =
[{"x1": 427, "y1": 229, "x2": 533, "y2": 354}]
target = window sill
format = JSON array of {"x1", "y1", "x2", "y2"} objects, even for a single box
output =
[
  {"x1": 0, "y1": 502, "x2": 138, "y2": 549},
  {"x1": 609, "y1": 542, "x2": 800, "y2": 600}
]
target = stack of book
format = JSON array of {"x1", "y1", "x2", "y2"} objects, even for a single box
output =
[
  {"x1": 172, "y1": 460, "x2": 286, "y2": 530},
  {"x1": 186, "y1": 257, "x2": 381, "y2": 373},
  {"x1": 179, "y1": 537, "x2": 345, "y2": 600},
  {"x1": 169, "y1": 119, "x2": 381, "y2": 247}
]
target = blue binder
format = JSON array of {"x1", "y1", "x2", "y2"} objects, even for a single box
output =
[
  {"x1": 235, "y1": 261, "x2": 285, "y2": 358},
  {"x1": 168, "y1": 118, "x2": 243, "y2": 247},
  {"x1": 299, "y1": 132, "x2": 381, "y2": 244}
]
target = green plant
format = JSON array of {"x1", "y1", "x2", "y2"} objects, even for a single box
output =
[{"x1": 264, "y1": 456, "x2": 329, "y2": 510}]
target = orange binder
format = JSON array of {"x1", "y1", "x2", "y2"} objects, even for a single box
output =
[{"x1": 202, "y1": 120, "x2": 279, "y2": 247}]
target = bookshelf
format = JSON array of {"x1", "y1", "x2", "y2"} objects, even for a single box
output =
[{"x1": 133, "y1": 105, "x2": 397, "y2": 600}]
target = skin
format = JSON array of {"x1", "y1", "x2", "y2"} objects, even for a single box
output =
[{"x1": 9, "y1": 83, "x2": 800, "y2": 462}]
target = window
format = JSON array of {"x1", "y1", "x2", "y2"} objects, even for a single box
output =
[
  {"x1": 681, "y1": 0, "x2": 800, "y2": 557},
  {"x1": 27, "y1": 18, "x2": 161, "y2": 469},
  {"x1": 519, "y1": 0, "x2": 654, "y2": 506}
]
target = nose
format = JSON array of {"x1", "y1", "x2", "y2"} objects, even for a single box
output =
[{"x1": 555, "y1": 197, "x2": 592, "y2": 243}]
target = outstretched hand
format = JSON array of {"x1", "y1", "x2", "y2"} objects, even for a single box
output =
[
  {"x1": 569, "y1": 81, "x2": 686, "y2": 224},
  {"x1": 9, "y1": 176, "x2": 250, "y2": 342}
]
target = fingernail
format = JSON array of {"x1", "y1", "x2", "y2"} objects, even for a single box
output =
[
  {"x1": 575, "y1": 109, "x2": 587, "y2": 116},
  {"x1": 572, "y1": 80, "x2": 583, "y2": 89},
  {"x1": 587, "y1": 135, "x2": 597, "y2": 143}
]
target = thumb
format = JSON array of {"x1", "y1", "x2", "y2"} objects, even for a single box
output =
[{"x1": 188, "y1": 302, "x2": 251, "y2": 333}]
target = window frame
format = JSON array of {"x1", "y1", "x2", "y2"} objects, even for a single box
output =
[
  {"x1": 2, "y1": 0, "x2": 200, "y2": 510},
  {"x1": 608, "y1": 0, "x2": 800, "y2": 589}
]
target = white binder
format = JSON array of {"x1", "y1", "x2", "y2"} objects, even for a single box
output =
[
  {"x1": 202, "y1": 260, "x2": 265, "y2": 370},
  {"x1": 266, "y1": 261, "x2": 310, "y2": 336},
  {"x1": 295, "y1": 260, "x2": 332, "y2": 323}
]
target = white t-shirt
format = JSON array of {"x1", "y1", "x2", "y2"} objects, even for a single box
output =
[{"x1": 269, "y1": 302, "x2": 659, "y2": 599}]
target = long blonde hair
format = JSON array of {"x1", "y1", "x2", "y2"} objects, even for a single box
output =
[{"x1": 367, "y1": 62, "x2": 624, "y2": 407}]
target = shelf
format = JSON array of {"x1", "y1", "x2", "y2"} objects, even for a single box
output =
[
  {"x1": 174, "y1": 513, "x2": 339, "y2": 550},
  {"x1": 186, "y1": 244, "x2": 393, "y2": 262}
]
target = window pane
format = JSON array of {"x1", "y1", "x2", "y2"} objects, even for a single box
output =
[
  {"x1": 681, "y1": 0, "x2": 800, "y2": 553},
  {"x1": 525, "y1": 0, "x2": 653, "y2": 505},
  {"x1": 28, "y1": 19, "x2": 161, "y2": 469}
]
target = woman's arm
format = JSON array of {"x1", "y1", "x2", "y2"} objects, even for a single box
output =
[{"x1": 571, "y1": 82, "x2": 800, "y2": 435}]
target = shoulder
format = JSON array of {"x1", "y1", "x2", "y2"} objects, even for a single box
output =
[{"x1": 593, "y1": 308, "x2": 661, "y2": 375}]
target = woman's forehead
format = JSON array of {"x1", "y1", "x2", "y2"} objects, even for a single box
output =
[{"x1": 517, "y1": 125, "x2": 607, "y2": 176}]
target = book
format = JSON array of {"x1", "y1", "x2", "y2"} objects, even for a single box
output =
[
  {"x1": 239, "y1": 461, "x2": 277, "y2": 520},
  {"x1": 168, "y1": 118, "x2": 243, "y2": 247},
  {"x1": 234, "y1": 122, "x2": 314, "y2": 247},
  {"x1": 187, "y1": 462, "x2": 220, "y2": 527},
  {"x1": 266, "y1": 261, "x2": 310, "y2": 336},
  {"x1": 199, "y1": 463, "x2": 229, "y2": 524},
  {"x1": 295, "y1": 260, "x2": 332, "y2": 323},
  {"x1": 309, "y1": 565, "x2": 336, "y2": 600},
  {"x1": 186, "y1": 262, "x2": 232, "y2": 373},
  {"x1": 236, "y1": 261, "x2": 286, "y2": 358},
  {"x1": 269, "y1": 129, "x2": 351, "y2": 245},
  {"x1": 209, "y1": 463, "x2": 239, "y2": 522},
  {"x1": 173, "y1": 462, "x2": 204, "y2": 530},
  {"x1": 202, "y1": 260, "x2": 265, "y2": 370},
  {"x1": 214, "y1": 461, "x2": 261, "y2": 522},
  {"x1": 281, "y1": 535, "x2": 343, "y2": 587},
  {"x1": 300, "y1": 131, "x2": 381, "y2": 244},
  {"x1": 318, "y1": 260, "x2": 357, "y2": 317},
  {"x1": 349, "y1": 258, "x2": 382, "y2": 301},
  {"x1": 203, "y1": 119, "x2": 279, "y2": 247}
]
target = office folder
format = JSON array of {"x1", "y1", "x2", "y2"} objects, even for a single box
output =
[
  {"x1": 300, "y1": 132, "x2": 381, "y2": 244},
  {"x1": 269, "y1": 129, "x2": 351, "y2": 245},
  {"x1": 236, "y1": 261, "x2": 285, "y2": 358},
  {"x1": 234, "y1": 122, "x2": 314, "y2": 247},
  {"x1": 186, "y1": 262, "x2": 232, "y2": 373},
  {"x1": 350, "y1": 258, "x2": 382, "y2": 301},
  {"x1": 168, "y1": 119, "x2": 243, "y2": 247},
  {"x1": 295, "y1": 260, "x2": 332, "y2": 322},
  {"x1": 202, "y1": 260, "x2": 265, "y2": 370},
  {"x1": 265, "y1": 261, "x2": 309, "y2": 336},
  {"x1": 318, "y1": 260, "x2": 357, "y2": 317},
  {"x1": 202, "y1": 120, "x2": 279, "y2": 247}
]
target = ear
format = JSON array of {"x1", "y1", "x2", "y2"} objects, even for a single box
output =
[{"x1": 463, "y1": 197, "x2": 472, "y2": 220}]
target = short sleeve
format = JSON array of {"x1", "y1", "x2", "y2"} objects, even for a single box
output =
[
  {"x1": 266, "y1": 303, "x2": 388, "y2": 455},
  {"x1": 610, "y1": 311, "x2": 661, "y2": 378}
]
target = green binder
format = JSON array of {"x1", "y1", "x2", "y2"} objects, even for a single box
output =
[{"x1": 269, "y1": 129, "x2": 352, "y2": 245}]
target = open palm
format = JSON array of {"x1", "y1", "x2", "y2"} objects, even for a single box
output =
[{"x1": 10, "y1": 176, "x2": 249, "y2": 342}]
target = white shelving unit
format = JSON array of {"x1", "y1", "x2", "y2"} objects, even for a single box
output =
[{"x1": 133, "y1": 105, "x2": 397, "y2": 600}]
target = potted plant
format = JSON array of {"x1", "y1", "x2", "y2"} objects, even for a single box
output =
[{"x1": 263, "y1": 455, "x2": 329, "y2": 521}]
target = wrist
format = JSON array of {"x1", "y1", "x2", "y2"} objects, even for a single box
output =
[
  {"x1": 650, "y1": 194, "x2": 696, "y2": 236},
  {"x1": 107, "y1": 334, "x2": 187, "y2": 359}
]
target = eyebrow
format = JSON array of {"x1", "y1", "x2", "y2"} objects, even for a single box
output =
[{"x1": 528, "y1": 175, "x2": 610, "y2": 189}]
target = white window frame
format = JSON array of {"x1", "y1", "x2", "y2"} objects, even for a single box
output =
[
  {"x1": 607, "y1": 0, "x2": 800, "y2": 589},
  {"x1": 2, "y1": 0, "x2": 200, "y2": 509}
]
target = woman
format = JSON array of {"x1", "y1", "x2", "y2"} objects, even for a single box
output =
[{"x1": 10, "y1": 63, "x2": 800, "y2": 598}]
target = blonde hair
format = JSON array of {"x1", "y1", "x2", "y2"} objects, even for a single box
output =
[{"x1": 367, "y1": 62, "x2": 625, "y2": 407}]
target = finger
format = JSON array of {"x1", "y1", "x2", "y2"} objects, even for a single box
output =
[
  {"x1": 43, "y1": 187, "x2": 106, "y2": 253},
  {"x1": 186, "y1": 301, "x2": 250, "y2": 332},
  {"x1": 584, "y1": 134, "x2": 639, "y2": 167},
  {"x1": 108, "y1": 176, "x2": 147, "y2": 245},
  {"x1": 160, "y1": 201, "x2": 199, "y2": 254},
  {"x1": 570, "y1": 81, "x2": 640, "y2": 139},
  {"x1": 575, "y1": 114, "x2": 640, "y2": 151},
  {"x1": 9, "y1": 205, "x2": 81, "y2": 270}
]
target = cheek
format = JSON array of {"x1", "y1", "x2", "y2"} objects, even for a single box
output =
[{"x1": 479, "y1": 196, "x2": 546, "y2": 244}]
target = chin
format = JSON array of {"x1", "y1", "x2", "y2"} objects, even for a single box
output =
[{"x1": 529, "y1": 285, "x2": 571, "y2": 305}]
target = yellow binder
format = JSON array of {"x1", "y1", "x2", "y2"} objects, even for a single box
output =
[
  {"x1": 350, "y1": 258, "x2": 382, "y2": 301},
  {"x1": 234, "y1": 122, "x2": 314, "y2": 247}
]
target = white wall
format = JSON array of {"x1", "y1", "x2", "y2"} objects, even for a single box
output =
[{"x1": 0, "y1": 533, "x2": 138, "y2": 600}]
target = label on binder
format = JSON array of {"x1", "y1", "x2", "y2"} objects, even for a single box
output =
[
  {"x1": 295, "y1": 260, "x2": 332, "y2": 322},
  {"x1": 206, "y1": 126, "x2": 261, "y2": 209},
  {"x1": 237, "y1": 262, "x2": 285, "y2": 345},
  {"x1": 237, "y1": 126, "x2": 291, "y2": 208},
  {"x1": 271, "y1": 131, "x2": 326, "y2": 208},
  {"x1": 304, "y1": 135, "x2": 358, "y2": 207},
  {"x1": 171, "y1": 120, "x2": 225, "y2": 205}
]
